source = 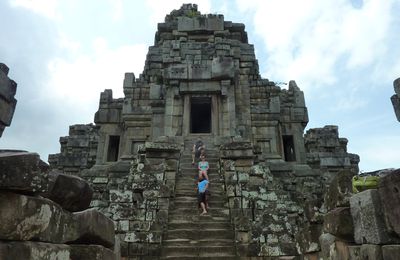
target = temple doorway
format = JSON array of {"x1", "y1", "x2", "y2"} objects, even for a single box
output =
[{"x1": 190, "y1": 97, "x2": 211, "y2": 133}]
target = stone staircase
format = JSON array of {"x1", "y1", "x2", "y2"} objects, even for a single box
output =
[{"x1": 161, "y1": 139, "x2": 238, "y2": 259}]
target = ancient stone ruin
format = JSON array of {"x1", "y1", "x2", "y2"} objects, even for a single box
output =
[
  {"x1": 2, "y1": 3, "x2": 400, "y2": 260},
  {"x1": 0, "y1": 66, "x2": 117, "y2": 259},
  {"x1": 391, "y1": 78, "x2": 400, "y2": 122},
  {"x1": 0, "y1": 63, "x2": 17, "y2": 137}
]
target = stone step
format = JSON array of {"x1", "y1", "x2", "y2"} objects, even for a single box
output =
[
  {"x1": 161, "y1": 245, "x2": 236, "y2": 258},
  {"x1": 160, "y1": 256, "x2": 238, "y2": 260},
  {"x1": 172, "y1": 196, "x2": 225, "y2": 203},
  {"x1": 163, "y1": 238, "x2": 235, "y2": 247},
  {"x1": 165, "y1": 229, "x2": 235, "y2": 240},
  {"x1": 173, "y1": 200, "x2": 226, "y2": 208},
  {"x1": 169, "y1": 206, "x2": 229, "y2": 215},
  {"x1": 168, "y1": 209, "x2": 230, "y2": 219},
  {"x1": 167, "y1": 221, "x2": 232, "y2": 230},
  {"x1": 175, "y1": 181, "x2": 224, "y2": 188},
  {"x1": 168, "y1": 214, "x2": 230, "y2": 223},
  {"x1": 175, "y1": 188, "x2": 225, "y2": 194}
]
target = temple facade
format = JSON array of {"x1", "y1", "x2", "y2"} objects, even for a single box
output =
[{"x1": 49, "y1": 4, "x2": 361, "y2": 259}]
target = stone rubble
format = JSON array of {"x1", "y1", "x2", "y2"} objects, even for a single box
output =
[{"x1": 0, "y1": 64, "x2": 117, "y2": 260}]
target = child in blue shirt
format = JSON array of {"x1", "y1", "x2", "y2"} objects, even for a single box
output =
[{"x1": 197, "y1": 178, "x2": 209, "y2": 215}]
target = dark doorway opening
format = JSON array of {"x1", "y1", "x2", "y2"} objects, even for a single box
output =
[
  {"x1": 107, "y1": 135, "x2": 120, "y2": 162},
  {"x1": 191, "y1": 97, "x2": 211, "y2": 133},
  {"x1": 282, "y1": 135, "x2": 296, "y2": 162}
]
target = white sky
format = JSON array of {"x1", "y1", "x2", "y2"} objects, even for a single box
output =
[{"x1": 1, "y1": 0, "x2": 399, "y2": 172}]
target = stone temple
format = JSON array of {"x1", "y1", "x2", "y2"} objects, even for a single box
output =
[{"x1": 2, "y1": 4, "x2": 400, "y2": 260}]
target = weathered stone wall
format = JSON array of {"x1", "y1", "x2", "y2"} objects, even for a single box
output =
[
  {"x1": 305, "y1": 125, "x2": 359, "y2": 174},
  {"x1": 0, "y1": 151, "x2": 117, "y2": 260},
  {"x1": 78, "y1": 141, "x2": 181, "y2": 259},
  {"x1": 0, "y1": 63, "x2": 17, "y2": 137},
  {"x1": 219, "y1": 141, "x2": 327, "y2": 257},
  {"x1": 391, "y1": 77, "x2": 400, "y2": 122},
  {"x1": 49, "y1": 124, "x2": 99, "y2": 175}
]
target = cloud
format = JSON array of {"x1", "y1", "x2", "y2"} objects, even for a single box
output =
[
  {"x1": 9, "y1": 0, "x2": 59, "y2": 19},
  {"x1": 45, "y1": 36, "x2": 148, "y2": 114},
  {"x1": 107, "y1": 0, "x2": 123, "y2": 21},
  {"x1": 356, "y1": 135, "x2": 400, "y2": 171},
  {"x1": 235, "y1": 0, "x2": 397, "y2": 91}
]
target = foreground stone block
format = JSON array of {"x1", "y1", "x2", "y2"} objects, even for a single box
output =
[
  {"x1": 0, "y1": 192, "x2": 114, "y2": 248},
  {"x1": 44, "y1": 171, "x2": 93, "y2": 212},
  {"x1": 0, "y1": 241, "x2": 70, "y2": 260},
  {"x1": 329, "y1": 240, "x2": 352, "y2": 260},
  {"x1": 382, "y1": 245, "x2": 400, "y2": 260},
  {"x1": 324, "y1": 170, "x2": 354, "y2": 211},
  {"x1": 70, "y1": 244, "x2": 116, "y2": 260},
  {"x1": 319, "y1": 233, "x2": 356, "y2": 260},
  {"x1": 378, "y1": 169, "x2": 400, "y2": 237},
  {"x1": 319, "y1": 233, "x2": 336, "y2": 259},
  {"x1": 0, "y1": 241, "x2": 116, "y2": 260},
  {"x1": 348, "y1": 245, "x2": 361, "y2": 260},
  {"x1": 350, "y1": 189, "x2": 394, "y2": 244},
  {"x1": 0, "y1": 151, "x2": 48, "y2": 193},
  {"x1": 73, "y1": 208, "x2": 115, "y2": 248},
  {"x1": 323, "y1": 207, "x2": 354, "y2": 241},
  {"x1": 360, "y1": 244, "x2": 382, "y2": 260},
  {"x1": 295, "y1": 223, "x2": 321, "y2": 254}
]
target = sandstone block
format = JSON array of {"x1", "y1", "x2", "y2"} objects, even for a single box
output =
[
  {"x1": 295, "y1": 223, "x2": 322, "y2": 254},
  {"x1": 319, "y1": 233, "x2": 336, "y2": 259},
  {"x1": 43, "y1": 171, "x2": 93, "y2": 212},
  {"x1": 323, "y1": 207, "x2": 354, "y2": 241},
  {"x1": 378, "y1": 169, "x2": 400, "y2": 237},
  {"x1": 350, "y1": 189, "x2": 394, "y2": 244},
  {"x1": 0, "y1": 192, "x2": 114, "y2": 248},
  {"x1": 70, "y1": 244, "x2": 116, "y2": 260},
  {"x1": 73, "y1": 208, "x2": 115, "y2": 248},
  {"x1": 348, "y1": 245, "x2": 361, "y2": 260},
  {"x1": 324, "y1": 170, "x2": 354, "y2": 211},
  {"x1": 0, "y1": 241, "x2": 70, "y2": 260},
  {"x1": 360, "y1": 244, "x2": 383, "y2": 260},
  {"x1": 382, "y1": 245, "x2": 400, "y2": 260},
  {"x1": 0, "y1": 151, "x2": 48, "y2": 193},
  {"x1": 329, "y1": 240, "x2": 352, "y2": 260}
]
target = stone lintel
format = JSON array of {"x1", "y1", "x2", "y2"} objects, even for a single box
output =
[{"x1": 179, "y1": 81, "x2": 221, "y2": 94}]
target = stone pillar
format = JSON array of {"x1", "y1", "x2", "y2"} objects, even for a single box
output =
[
  {"x1": 211, "y1": 95, "x2": 219, "y2": 136},
  {"x1": 182, "y1": 94, "x2": 190, "y2": 136},
  {"x1": 163, "y1": 86, "x2": 173, "y2": 136},
  {"x1": 226, "y1": 83, "x2": 236, "y2": 137}
]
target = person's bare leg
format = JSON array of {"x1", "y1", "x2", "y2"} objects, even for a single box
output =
[
  {"x1": 192, "y1": 146, "x2": 195, "y2": 164},
  {"x1": 200, "y1": 202, "x2": 207, "y2": 215}
]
